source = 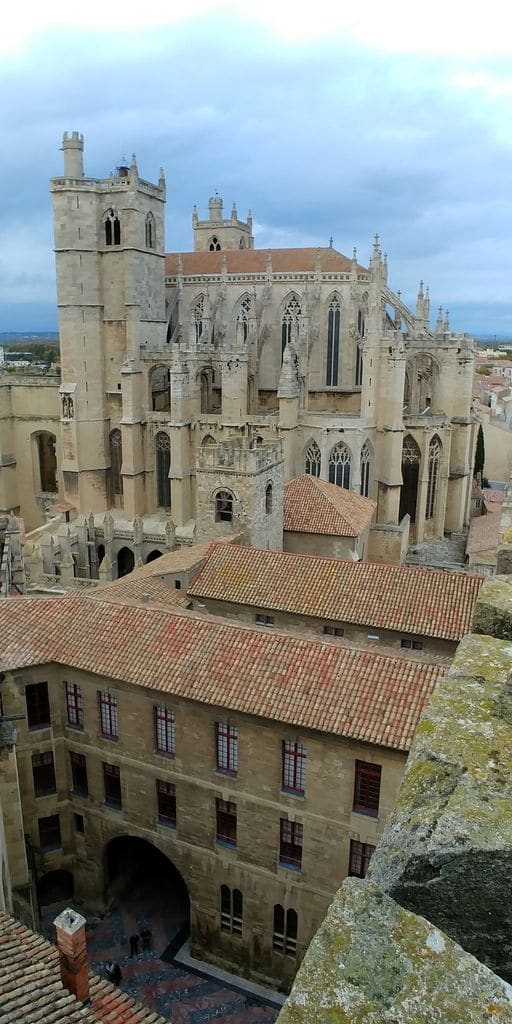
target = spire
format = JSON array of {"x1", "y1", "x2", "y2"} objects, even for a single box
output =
[
  {"x1": 192, "y1": 205, "x2": 198, "y2": 227},
  {"x1": 130, "y1": 153, "x2": 138, "y2": 181},
  {"x1": 436, "y1": 306, "x2": 444, "y2": 333},
  {"x1": 329, "y1": 236, "x2": 333, "y2": 249},
  {"x1": 277, "y1": 343, "x2": 300, "y2": 399},
  {"x1": 443, "y1": 309, "x2": 450, "y2": 331},
  {"x1": 424, "y1": 284, "x2": 430, "y2": 322},
  {"x1": 416, "y1": 280, "x2": 424, "y2": 317},
  {"x1": 231, "y1": 202, "x2": 237, "y2": 223}
]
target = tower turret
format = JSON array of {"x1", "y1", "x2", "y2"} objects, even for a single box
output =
[
  {"x1": 62, "y1": 131, "x2": 84, "y2": 178},
  {"x1": 193, "y1": 196, "x2": 255, "y2": 251}
]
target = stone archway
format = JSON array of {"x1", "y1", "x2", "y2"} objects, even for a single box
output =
[
  {"x1": 104, "y1": 835, "x2": 190, "y2": 958},
  {"x1": 117, "y1": 547, "x2": 134, "y2": 578},
  {"x1": 146, "y1": 550, "x2": 163, "y2": 563},
  {"x1": 38, "y1": 869, "x2": 74, "y2": 907}
]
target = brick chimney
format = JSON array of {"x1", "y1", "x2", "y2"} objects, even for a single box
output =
[{"x1": 53, "y1": 907, "x2": 89, "y2": 1002}]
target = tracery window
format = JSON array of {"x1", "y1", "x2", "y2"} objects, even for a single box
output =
[
  {"x1": 399, "y1": 434, "x2": 421, "y2": 523},
  {"x1": 328, "y1": 442, "x2": 351, "y2": 489},
  {"x1": 209, "y1": 236, "x2": 221, "y2": 251},
  {"x1": 425, "y1": 435, "x2": 442, "y2": 520},
  {"x1": 156, "y1": 432, "x2": 171, "y2": 508},
  {"x1": 104, "y1": 208, "x2": 121, "y2": 246},
  {"x1": 215, "y1": 490, "x2": 234, "y2": 523},
  {"x1": 109, "y1": 429, "x2": 123, "y2": 500},
  {"x1": 326, "y1": 296, "x2": 341, "y2": 386},
  {"x1": 236, "y1": 294, "x2": 251, "y2": 343},
  {"x1": 360, "y1": 441, "x2": 371, "y2": 498},
  {"x1": 281, "y1": 296, "x2": 301, "y2": 358},
  {"x1": 304, "y1": 440, "x2": 321, "y2": 477},
  {"x1": 193, "y1": 295, "x2": 205, "y2": 343}
]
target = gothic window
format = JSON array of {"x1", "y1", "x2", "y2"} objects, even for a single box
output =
[
  {"x1": 399, "y1": 434, "x2": 421, "y2": 523},
  {"x1": 109, "y1": 429, "x2": 123, "y2": 499},
  {"x1": 357, "y1": 309, "x2": 366, "y2": 337},
  {"x1": 265, "y1": 482, "x2": 273, "y2": 515},
  {"x1": 355, "y1": 344, "x2": 363, "y2": 386},
  {"x1": 209, "y1": 236, "x2": 221, "y2": 251},
  {"x1": 426, "y1": 435, "x2": 442, "y2": 520},
  {"x1": 156, "y1": 432, "x2": 171, "y2": 508},
  {"x1": 220, "y1": 885, "x2": 243, "y2": 934},
  {"x1": 201, "y1": 434, "x2": 216, "y2": 446},
  {"x1": 329, "y1": 442, "x2": 351, "y2": 489},
  {"x1": 281, "y1": 296, "x2": 301, "y2": 359},
  {"x1": 215, "y1": 490, "x2": 234, "y2": 523},
  {"x1": 326, "y1": 296, "x2": 341, "y2": 386},
  {"x1": 145, "y1": 213, "x2": 155, "y2": 249},
  {"x1": 104, "y1": 208, "x2": 121, "y2": 246},
  {"x1": 304, "y1": 440, "x2": 321, "y2": 477},
  {"x1": 36, "y1": 432, "x2": 57, "y2": 493},
  {"x1": 360, "y1": 441, "x2": 372, "y2": 498},
  {"x1": 236, "y1": 294, "x2": 251, "y2": 343},
  {"x1": 273, "y1": 905, "x2": 298, "y2": 957},
  {"x1": 193, "y1": 295, "x2": 205, "y2": 343}
]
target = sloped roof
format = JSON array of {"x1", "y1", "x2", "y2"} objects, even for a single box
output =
[
  {"x1": 0, "y1": 595, "x2": 442, "y2": 751},
  {"x1": 165, "y1": 247, "x2": 366, "y2": 277},
  {"x1": 188, "y1": 543, "x2": 483, "y2": 641},
  {"x1": 466, "y1": 512, "x2": 501, "y2": 555},
  {"x1": 284, "y1": 475, "x2": 376, "y2": 538},
  {"x1": 0, "y1": 911, "x2": 168, "y2": 1024}
]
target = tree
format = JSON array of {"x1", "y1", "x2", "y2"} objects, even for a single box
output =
[{"x1": 474, "y1": 423, "x2": 485, "y2": 480}]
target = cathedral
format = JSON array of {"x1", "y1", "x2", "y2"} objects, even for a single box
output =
[{"x1": 0, "y1": 133, "x2": 477, "y2": 575}]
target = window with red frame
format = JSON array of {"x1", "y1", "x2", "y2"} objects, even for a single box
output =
[
  {"x1": 65, "y1": 681, "x2": 84, "y2": 728},
  {"x1": 348, "y1": 839, "x2": 375, "y2": 878},
  {"x1": 216, "y1": 798, "x2": 237, "y2": 846},
  {"x1": 32, "y1": 751, "x2": 56, "y2": 797},
  {"x1": 156, "y1": 780, "x2": 176, "y2": 825},
  {"x1": 26, "y1": 682, "x2": 50, "y2": 729},
  {"x1": 103, "y1": 763, "x2": 121, "y2": 808},
  {"x1": 353, "y1": 760, "x2": 381, "y2": 816},
  {"x1": 154, "y1": 705, "x2": 175, "y2": 756},
  {"x1": 282, "y1": 741, "x2": 306, "y2": 795},
  {"x1": 215, "y1": 721, "x2": 238, "y2": 774},
  {"x1": 70, "y1": 752, "x2": 89, "y2": 797},
  {"x1": 279, "y1": 818, "x2": 303, "y2": 869},
  {"x1": 98, "y1": 691, "x2": 118, "y2": 739},
  {"x1": 38, "y1": 814, "x2": 61, "y2": 851},
  {"x1": 273, "y1": 904, "x2": 298, "y2": 957}
]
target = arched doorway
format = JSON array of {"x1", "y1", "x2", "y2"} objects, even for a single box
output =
[
  {"x1": 104, "y1": 836, "x2": 190, "y2": 957},
  {"x1": 146, "y1": 550, "x2": 163, "y2": 563},
  {"x1": 117, "y1": 547, "x2": 134, "y2": 578},
  {"x1": 38, "y1": 869, "x2": 74, "y2": 907}
]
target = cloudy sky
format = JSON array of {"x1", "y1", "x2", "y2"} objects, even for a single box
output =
[{"x1": 1, "y1": 2, "x2": 511, "y2": 335}]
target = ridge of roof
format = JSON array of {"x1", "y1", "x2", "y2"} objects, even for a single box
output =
[
  {"x1": 165, "y1": 247, "x2": 368, "y2": 277},
  {"x1": 284, "y1": 474, "x2": 376, "y2": 537}
]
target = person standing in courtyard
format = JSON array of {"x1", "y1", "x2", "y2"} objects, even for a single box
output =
[{"x1": 129, "y1": 933, "x2": 140, "y2": 956}]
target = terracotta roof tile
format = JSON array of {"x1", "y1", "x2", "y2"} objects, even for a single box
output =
[
  {"x1": 0, "y1": 595, "x2": 443, "y2": 751},
  {"x1": 284, "y1": 475, "x2": 376, "y2": 537},
  {"x1": 466, "y1": 512, "x2": 501, "y2": 555},
  {"x1": 165, "y1": 247, "x2": 366, "y2": 277},
  {"x1": 188, "y1": 543, "x2": 482, "y2": 641}
]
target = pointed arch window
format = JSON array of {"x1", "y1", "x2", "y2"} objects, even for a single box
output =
[
  {"x1": 273, "y1": 905, "x2": 298, "y2": 957},
  {"x1": 145, "y1": 213, "x2": 155, "y2": 249},
  {"x1": 329, "y1": 442, "x2": 351, "y2": 489},
  {"x1": 109, "y1": 429, "x2": 123, "y2": 499},
  {"x1": 265, "y1": 482, "x2": 273, "y2": 515},
  {"x1": 193, "y1": 295, "x2": 204, "y2": 344},
  {"x1": 426, "y1": 436, "x2": 442, "y2": 520},
  {"x1": 357, "y1": 309, "x2": 366, "y2": 337},
  {"x1": 281, "y1": 296, "x2": 301, "y2": 359},
  {"x1": 220, "y1": 885, "x2": 243, "y2": 934},
  {"x1": 360, "y1": 441, "x2": 372, "y2": 498},
  {"x1": 304, "y1": 440, "x2": 321, "y2": 477},
  {"x1": 236, "y1": 294, "x2": 251, "y2": 343},
  {"x1": 326, "y1": 296, "x2": 341, "y2": 386},
  {"x1": 104, "y1": 209, "x2": 121, "y2": 246},
  {"x1": 399, "y1": 434, "x2": 421, "y2": 523},
  {"x1": 156, "y1": 432, "x2": 171, "y2": 508},
  {"x1": 209, "y1": 236, "x2": 221, "y2": 251},
  {"x1": 355, "y1": 344, "x2": 363, "y2": 386}
]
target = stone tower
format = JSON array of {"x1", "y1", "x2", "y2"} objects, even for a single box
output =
[
  {"x1": 192, "y1": 197, "x2": 254, "y2": 251},
  {"x1": 51, "y1": 133, "x2": 166, "y2": 518}
]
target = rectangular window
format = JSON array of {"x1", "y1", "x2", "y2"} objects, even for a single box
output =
[
  {"x1": 65, "y1": 682, "x2": 84, "y2": 728},
  {"x1": 74, "y1": 813, "x2": 85, "y2": 834},
  {"x1": 103, "y1": 763, "x2": 122, "y2": 809},
  {"x1": 216, "y1": 798, "x2": 237, "y2": 846},
  {"x1": 282, "y1": 741, "x2": 307, "y2": 795},
  {"x1": 255, "y1": 614, "x2": 274, "y2": 627},
  {"x1": 156, "y1": 780, "x2": 176, "y2": 826},
  {"x1": 98, "y1": 691, "x2": 118, "y2": 739},
  {"x1": 26, "y1": 682, "x2": 50, "y2": 729},
  {"x1": 154, "y1": 706, "x2": 176, "y2": 756},
  {"x1": 32, "y1": 751, "x2": 56, "y2": 797},
  {"x1": 348, "y1": 839, "x2": 376, "y2": 878},
  {"x1": 70, "y1": 752, "x2": 89, "y2": 798},
  {"x1": 216, "y1": 722, "x2": 238, "y2": 774},
  {"x1": 279, "y1": 818, "x2": 303, "y2": 869},
  {"x1": 353, "y1": 760, "x2": 381, "y2": 817},
  {"x1": 38, "y1": 814, "x2": 61, "y2": 851},
  {"x1": 400, "y1": 637, "x2": 424, "y2": 651},
  {"x1": 323, "y1": 625, "x2": 344, "y2": 638}
]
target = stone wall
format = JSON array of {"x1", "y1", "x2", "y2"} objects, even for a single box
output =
[{"x1": 277, "y1": 569, "x2": 512, "y2": 1021}]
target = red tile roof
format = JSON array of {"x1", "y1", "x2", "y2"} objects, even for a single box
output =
[
  {"x1": 466, "y1": 512, "x2": 501, "y2": 555},
  {"x1": 284, "y1": 475, "x2": 376, "y2": 537},
  {"x1": 0, "y1": 594, "x2": 442, "y2": 751},
  {"x1": 188, "y1": 543, "x2": 483, "y2": 642},
  {"x1": 165, "y1": 247, "x2": 366, "y2": 277},
  {"x1": 0, "y1": 911, "x2": 168, "y2": 1024}
]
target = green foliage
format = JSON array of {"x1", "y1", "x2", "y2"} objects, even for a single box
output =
[{"x1": 474, "y1": 424, "x2": 485, "y2": 480}]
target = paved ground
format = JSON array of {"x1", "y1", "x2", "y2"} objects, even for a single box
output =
[{"x1": 406, "y1": 531, "x2": 467, "y2": 570}]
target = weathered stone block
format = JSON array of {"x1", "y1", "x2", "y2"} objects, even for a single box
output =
[{"x1": 474, "y1": 575, "x2": 512, "y2": 639}]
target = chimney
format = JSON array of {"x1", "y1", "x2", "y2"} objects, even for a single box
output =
[{"x1": 53, "y1": 907, "x2": 89, "y2": 1003}]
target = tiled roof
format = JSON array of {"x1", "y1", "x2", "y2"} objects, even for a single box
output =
[
  {"x1": 86, "y1": 544, "x2": 213, "y2": 607},
  {"x1": 188, "y1": 543, "x2": 483, "y2": 641},
  {"x1": 466, "y1": 512, "x2": 501, "y2": 555},
  {"x1": 0, "y1": 594, "x2": 442, "y2": 751},
  {"x1": 0, "y1": 911, "x2": 168, "y2": 1024},
  {"x1": 165, "y1": 247, "x2": 366, "y2": 277},
  {"x1": 284, "y1": 475, "x2": 376, "y2": 537}
]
